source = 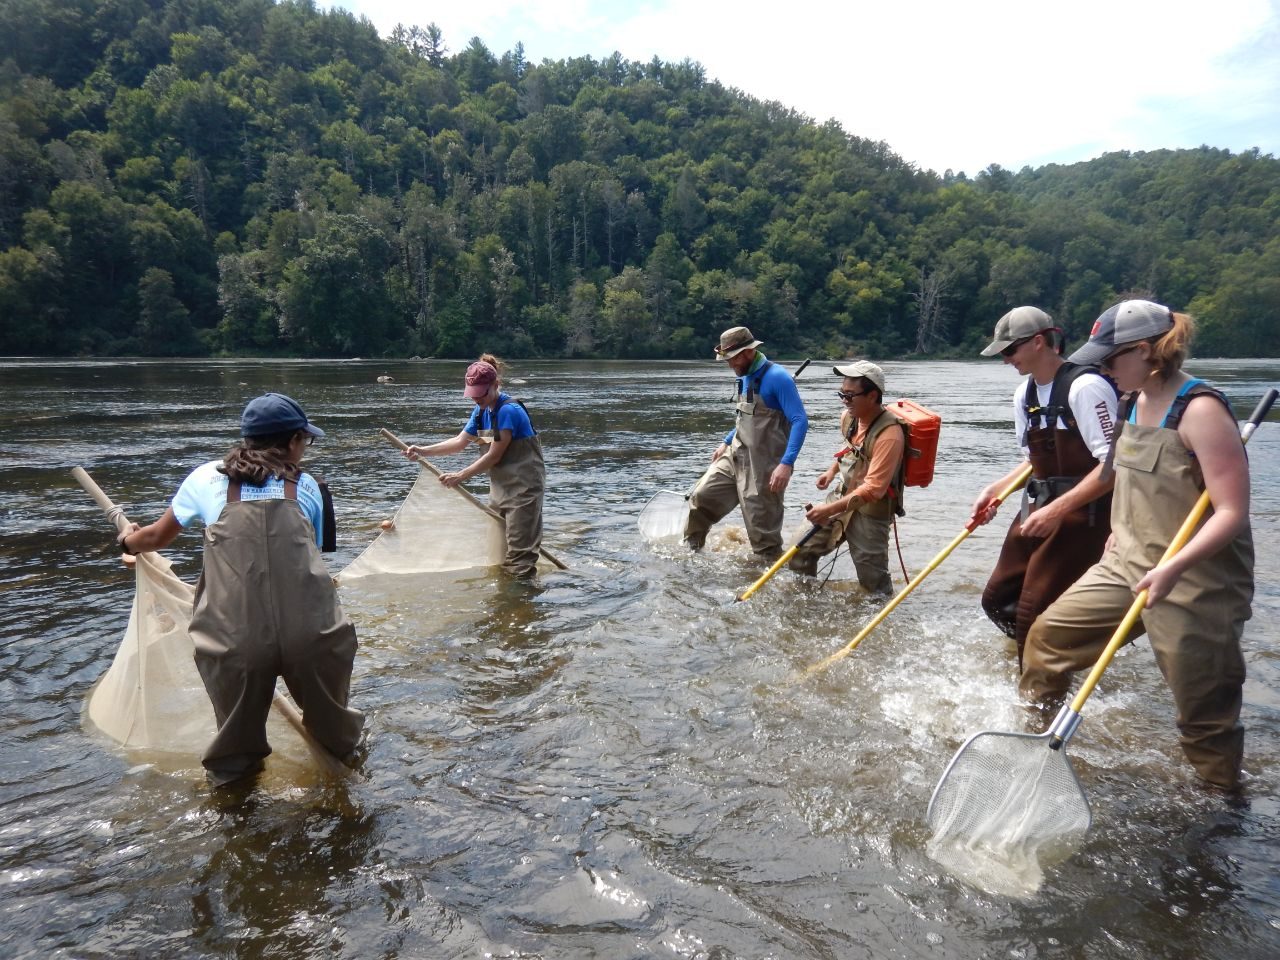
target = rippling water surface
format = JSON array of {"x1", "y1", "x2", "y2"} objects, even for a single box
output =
[{"x1": 2, "y1": 357, "x2": 1278, "y2": 959}]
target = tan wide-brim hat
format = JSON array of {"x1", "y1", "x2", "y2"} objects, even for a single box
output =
[{"x1": 715, "y1": 326, "x2": 763, "y2": 360}]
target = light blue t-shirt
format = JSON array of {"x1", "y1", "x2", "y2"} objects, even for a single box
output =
[
  {"x1": 464, "y1": 394, "x2": 536, "y2": 439},
  {"x1": 171, "y1": 460, "x2": 325, "y2": 547}
]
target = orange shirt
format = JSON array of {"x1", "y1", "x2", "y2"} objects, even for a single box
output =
[{"x1": 846, "y1": 411, "x2": 905, "y2": 503}]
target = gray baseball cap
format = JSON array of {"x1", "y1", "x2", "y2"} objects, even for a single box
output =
[
  {"x1": 833, "y1": 360, "x2": 885, "y2": 392},
  {"x1": 979, "y1": 306, "x2": 1056, "y2": 357},
  {"x1": 1068, "y1": 300, "x2": 1174, "y2": 366}
]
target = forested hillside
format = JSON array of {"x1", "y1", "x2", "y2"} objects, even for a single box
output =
[{"x1": 1, "y1": 0, "x2": 1277, "y2": 358}]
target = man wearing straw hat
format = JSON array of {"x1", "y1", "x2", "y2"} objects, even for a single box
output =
[{"x1": 684, "y1": 326, "x2": 809, "y2": 560}]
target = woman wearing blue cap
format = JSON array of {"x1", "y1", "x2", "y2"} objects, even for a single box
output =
[
  {"x1": 1020, "y1": 302, "x2": 1254, "y2": 790},
  {"x1": 116, "y1": 393, "x2": 364, "y2": 786}
]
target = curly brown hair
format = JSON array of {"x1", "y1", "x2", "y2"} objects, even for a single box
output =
[{"x1": 219, "y1": 430, "x2": 303, "y2": 486}]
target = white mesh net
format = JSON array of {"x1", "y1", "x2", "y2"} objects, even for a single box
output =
[
  {"x1": 637, "y1": 490, "x2": 687, "y2": 542},
  {"x1": 83, "y1": 550, "x2": 215, "y2": 751},
  {"x1": 926, "y1": 731, "x2": 1091, "y2": 897},
  {"x1": 338, "y1": 464, "x2": 507, "y2": 580}
]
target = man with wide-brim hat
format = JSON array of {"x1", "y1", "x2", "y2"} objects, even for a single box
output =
[
  {"x1": 787, "y1": 360, "x2": 905, "y2": 594},
  {"x1": 968, "y1": 305, "x2": 1119, "y2": 664},
  {"x1": 684, "y1": 326, "x2": 809, "y2": 560}
]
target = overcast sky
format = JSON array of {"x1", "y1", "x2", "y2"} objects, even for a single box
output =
[{"x1": 334, "y1": 0, "x2": 1280, "y2": 176}]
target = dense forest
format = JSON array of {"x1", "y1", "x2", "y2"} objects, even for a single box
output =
[{"x1": 1, "y1": 0, "x2": 1278, "y2": 359}]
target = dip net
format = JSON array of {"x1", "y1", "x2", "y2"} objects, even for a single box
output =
[
  {"x1": 637, "y1": 490, "x2": 688, "y2": 542},
  {"x1": 925, "y1": 731, "x2": 1091, "y2": 897}
]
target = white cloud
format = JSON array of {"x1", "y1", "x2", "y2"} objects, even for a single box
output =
[{"x1": 339, "y1": 0, "x2": 1280, "y2": 174}]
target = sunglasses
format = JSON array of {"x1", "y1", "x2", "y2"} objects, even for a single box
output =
[
  {"x1": 1102, "y1": 343, "x2": 1141, "y2": 368},
  {"x1": 836, "y1": 390, "x2": 870, "y2": 401},
  {"x1": 1000, "y1": 337, "x2": 1033, "y2": 358}
]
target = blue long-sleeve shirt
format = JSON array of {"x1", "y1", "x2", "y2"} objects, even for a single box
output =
[{"x1": 723, "y1": 355, "x2": 809, "y2": 466}]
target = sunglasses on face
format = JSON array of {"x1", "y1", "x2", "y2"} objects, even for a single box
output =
[
  {"x1": 836, "y1": 390, "x2": 870, "y2": 401},
  {"x1": 1102, "y1": 343, "x2": 1141, "y2": 368},
  {"x1": 1000, "y1": 337, "x2": 1033, "y2": 358}
]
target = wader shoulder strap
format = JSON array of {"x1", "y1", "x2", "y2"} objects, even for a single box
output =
[
  {"x1": 1024, "y1": 362, "x2": 1103, "y2": 432},
  {"x1": 227, "y1": 479, "x2": 241, "y2": 503},
  {"x1": 736, "y1": 360, "x2": 773, "y2": 403},
  {"x1": 1100, "y1": 392, "x2": 1139, "y2": 480}
]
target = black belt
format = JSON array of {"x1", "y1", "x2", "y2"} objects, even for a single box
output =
[
  {"x1": 1025, "y1": 476, "x2": 1080, "y2": 504},
  {"x1": 1022, "y1": 475, "x2": 1098, "y2": 526}
]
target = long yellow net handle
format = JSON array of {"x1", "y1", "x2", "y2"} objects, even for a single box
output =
[
  {"x1": 736, "y1": 524, "x2": 820, "y2": 602},
  {"x1": 71, "y1": 466, "x2": 355, "y2": 779},
  {"x1": 800, "y1": 463, "x2": 1035, "y2": 679},
  {"x1": 1066, "y1": 387, "x2": 1277, "y2": 715},
  {"x1": 379, "y1": 427, "x2": 569, "y2": 570}
]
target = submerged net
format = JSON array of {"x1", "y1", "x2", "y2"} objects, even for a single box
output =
[
  {"x1": 926, "y1": 731, "x2": 1091, "y2": 897},
  {"x1": 339, "y1": 464, "x2": 513, "y2": 580},
  {"x1": 84, "y1": 550, "x2": 215, "y2": 751},
  {"x1": 637, "y1": 490, "x2": 688, "y2": 542}
]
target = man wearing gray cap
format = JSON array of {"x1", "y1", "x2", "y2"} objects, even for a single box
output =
[
  {"x1": 684, "y1": 326, "x2": 809, "y2": 560},
  {"x1": 788, "y1": 360, "x2": 905, "y2": 594},
  {"x1": 969, "y1": 306, "x2": 1119, "y2": 664}
]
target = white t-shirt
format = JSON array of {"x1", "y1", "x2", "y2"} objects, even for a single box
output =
[
  {"x1": 1013, "y1": 371, "x2": 1118, "y2": 461},
  {"x1": 171, "y1": 460, "x2": 325, "y2": 547}
]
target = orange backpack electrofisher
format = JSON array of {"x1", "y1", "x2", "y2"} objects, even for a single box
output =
[{"x1": 888, "y1": 398, "x2": 941, "y2": 487}]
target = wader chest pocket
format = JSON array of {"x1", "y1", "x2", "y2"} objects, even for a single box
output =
[{"x1": 1115, "y1": 439, "x2": 1160, "y2": 475}]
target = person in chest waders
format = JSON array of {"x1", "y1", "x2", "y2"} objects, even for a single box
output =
[
  {"x1": 684, "y1": 326, "x2": 809, "y2": 561},
  {"x1": 969, "y1": 306, "x2": 1120, "y2": 665},
  {"x1": 1021, "y1": 302, "x2": 1254, "y2": 791},
  {"x1": 404, "y1": 354, "x2": 545, "y2": 579},
  {"x1": 116, "y1": 394, "x2": 365, "y2": 787},
  {"x1": 788, "y1": 361, "x2": 905, "y2": 595}
]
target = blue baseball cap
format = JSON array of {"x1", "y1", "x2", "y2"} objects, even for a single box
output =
[{"x1": 240, "y1": 393, "x2": 325, "y2": 438}]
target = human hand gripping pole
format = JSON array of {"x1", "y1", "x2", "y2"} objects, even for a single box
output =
[
  {"x1": 379, "y1": 427, "x2": 568, "y2": 570},
  {"x1": 69, "y1": 466, "x2": 355, "y2": 779},
  {"x1": 796, "y1": 463, "x2": 1034, "y2": 678}
]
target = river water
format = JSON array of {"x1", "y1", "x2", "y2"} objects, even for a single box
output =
[{"x1": 1, "y1": 357, "x2": 1278, "y2": 959}]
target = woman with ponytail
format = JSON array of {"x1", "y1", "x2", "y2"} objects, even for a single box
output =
[
  {"x1": 405, "y1": 355, "x2": 546, "y2": 578},
  {"x1": 1021, "y1": 301, "x2": 1254, "y2": 790}
]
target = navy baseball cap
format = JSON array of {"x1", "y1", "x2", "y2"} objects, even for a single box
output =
[{"x1": 240, "y1": 393, "x2": 325, "y2": 438}]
